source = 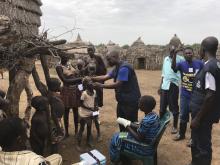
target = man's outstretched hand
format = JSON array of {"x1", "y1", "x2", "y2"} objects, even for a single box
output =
[
  {"x1": 83, "y1": 76, "x2": 91, "y2": 82},
  {"x1": 92, "y1": 82, "x2": 103, "y2": 89}
]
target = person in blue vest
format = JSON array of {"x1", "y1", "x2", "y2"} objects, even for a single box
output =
[
  {"x1": 158, "y1": 34, "x2": 184, "y2": 134},
  {"x1": 171, "y1": 47, "x2": 204, "y2": 141},
  {"x1": 189, "y1": 36, "x2": 220, "y2": 165},
  {"x1": 92, "y1": 50, "x2": 141, "y2": 131}
]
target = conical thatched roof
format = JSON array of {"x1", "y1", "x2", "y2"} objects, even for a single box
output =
[
  {"x1": 0, "y1": 0, "x2": 42, "y2": 37},
  {"x1": 69, "y1": 33, "x2": 89, "y2": 47},
  {"x1": 75, "y1": 33, "x2": 82, "y2": 42},
  {"x1": 107, "y1": 40, "x2": 116, "y2": 46},
  {"x1": 64, "y1": 34, "x2": 90, "y2": 56},
  {"x1": 106, "y1": 40, "x2": 121, "y2": 52},
  {"x1": 131, "y1": 37, "x2": 145, "y2": 47},
  {"x1": 169, "y1": 34, "x2": 181, "y2": 47}
]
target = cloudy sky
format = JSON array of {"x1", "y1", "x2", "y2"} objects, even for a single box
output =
[{"x1": 40, "y1": 0, "x2": 220, "y2": 45}]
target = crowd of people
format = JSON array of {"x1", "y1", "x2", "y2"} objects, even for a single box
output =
[{"x1": 0, "y1": 36, "x2": 220, "y2": 165}]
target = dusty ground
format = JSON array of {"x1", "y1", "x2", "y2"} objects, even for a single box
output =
[{"x1": 1, "y1": 64, "x2": 220, "y2": 165}]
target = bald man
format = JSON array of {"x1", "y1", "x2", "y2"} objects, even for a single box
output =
[
  {"x1": 189, "y1": 36, "x2": 220, "y2": 165},
  {"x1": 92, "y1": 51, "x2": 141, "y2": 131}
]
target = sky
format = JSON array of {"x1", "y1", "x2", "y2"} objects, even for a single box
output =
[{"x1": 40, "y1": 0, "x2": 220, "y2": 46}]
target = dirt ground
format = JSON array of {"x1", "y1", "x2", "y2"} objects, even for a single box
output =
[{"x1": 1, "y1": 64, "x2": 220, "y2": 165}]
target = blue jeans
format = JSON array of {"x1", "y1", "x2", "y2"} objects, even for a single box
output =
[{"x1": 180, "y1": 95, "x2": 190, "y2": 123}]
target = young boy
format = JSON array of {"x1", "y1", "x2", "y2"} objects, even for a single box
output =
[
  {"x1": 77, "y1": 77, "x2": 100, "y2": 149},
  {"x1": 47, "y1": 78, "x2": 65, "y2": 140},
  {"x1": 87, "y1": 62, "x2": 102, "y2": 141},
  {"x1": 31, "y1": 73, "x2": 65, "y2": 153},
  {"x1": 109, "y1": 95, "x2": 160, "y2": 163},
  {"x1": 30, "y1": 96, "x2": 49, "y2": 155}
]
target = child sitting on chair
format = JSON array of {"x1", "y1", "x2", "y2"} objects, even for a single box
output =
[
  {"x1": 77, "y1": 77, "x2": 100, "y2": 150},
  {"x1": 109, "y1": 95, "x2": 161, "y2": 163}
]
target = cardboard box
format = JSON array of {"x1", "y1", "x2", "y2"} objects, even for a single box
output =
[
  {"x1": 80, "y1": 149, "x2": 106, "y2": 165},
  {"x1": 72, "y1": 161, "x2": 86, "y2": 165}
]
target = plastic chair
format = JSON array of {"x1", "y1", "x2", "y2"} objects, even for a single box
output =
[{"x1": 121, "y1": 111, "x2": 171, "y2": 165}]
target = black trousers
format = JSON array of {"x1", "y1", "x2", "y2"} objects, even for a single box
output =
[
  {"x1": 160, "y1": 83, "x2": 179, "y2": 118},
  {"x1": 96, "y1": 88, "x2": 103, "y2": 107},
  {"x1": 117, "y1": 102, "x2": 138, "y2": 132},
  {"x1": 64, "y1": 107, "x2": 78, "y2": 134},
  {"x1": 191, "y1": 121, "x2": 213, "y2": 165}
]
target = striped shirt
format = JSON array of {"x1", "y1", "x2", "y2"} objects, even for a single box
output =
[
  {"x1": 121, "y1": 112, "x2": 161, "y2": 156},
  {"x1": 137, "y1": 112, "x2": 161, "y2": 144}
]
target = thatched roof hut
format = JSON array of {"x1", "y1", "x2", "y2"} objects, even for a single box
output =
[
  {"x1": 125, "y1": 37, "x2": 165, "y2": 70},
  {"x1": 0, "y1": 0, "x2": 42, "y2": 37},
  {"x1": 131, "y1": 37, "x2": 145, "y2": 47},
  {"x1": 106, "y1": 40, "x2": 121, "y2": 52},
  {"x1": 64, "y1": 33, "x2": 90, "y2": 58}
]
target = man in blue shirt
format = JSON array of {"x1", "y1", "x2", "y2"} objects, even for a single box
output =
[
  {"x1": 171, "y1": 47, "x2": 203, "y2": 141},
  {"x1": 92, "y1": 51, "x2": 141, "y2": 131},
  {"x1": 159, "y1": 35, "x2": 184, "y2": 134}
]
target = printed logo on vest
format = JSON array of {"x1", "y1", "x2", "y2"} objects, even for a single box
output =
[
  {"x1": 217, "y1": 62, "x2": 220, "y2": 69},
  {"x1": 196, "y1": 80, "x2": 201, "y2": 88}
]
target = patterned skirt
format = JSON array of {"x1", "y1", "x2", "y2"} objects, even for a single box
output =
[{"x1": 60, "y1": 85, "x2": 81, "y2": 108}]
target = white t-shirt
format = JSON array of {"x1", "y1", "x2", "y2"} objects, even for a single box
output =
[
  {"x1": 205, "y1": 72, "x2": 216, "y2": 91},
  {"x1": 79, "y1": 90, "x2": 97, "y2": 118},
  {"x1": 205, "y1": 60, "x2": 216, "y2": 91}
]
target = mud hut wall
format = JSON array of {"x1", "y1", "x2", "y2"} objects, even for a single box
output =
[
  {"x1": 0, "y1": 0, "x2": 42, "y2": 37},
  {"x1": 125, "y1": 45, "x2": 164, "y2": 70}
]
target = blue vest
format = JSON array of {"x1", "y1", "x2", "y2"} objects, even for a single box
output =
[
  {"x1": 190, "y1": 58, "x2": 220, "y2": 123},
  {"x1": 112, "y1": 62, "x2": 141, "y2": 103}
]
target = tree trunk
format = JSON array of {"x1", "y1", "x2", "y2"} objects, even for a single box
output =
[
  {"x1": 6, "y1": 57, "x2": 35, "y2": 117},
  {"x1": 24, "y1": 79, "x2": 33, "y2": 121},
  {"x1": 6, "y1": 70, "x2": 30, "y2": 117}
]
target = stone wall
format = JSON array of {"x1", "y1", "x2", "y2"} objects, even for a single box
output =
[
  {"x1": 125, "y1": 45, "x2": 166, "y2": 70},
  {"x1": 96, "y1": 38, "x2": 167, "y2": 70},
  {"x1": 0, "y1": 0, "x2": 42, "y2": 37},
  {"x1": 97, "y1": 42, "x2": 220, "y2": 70}
]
